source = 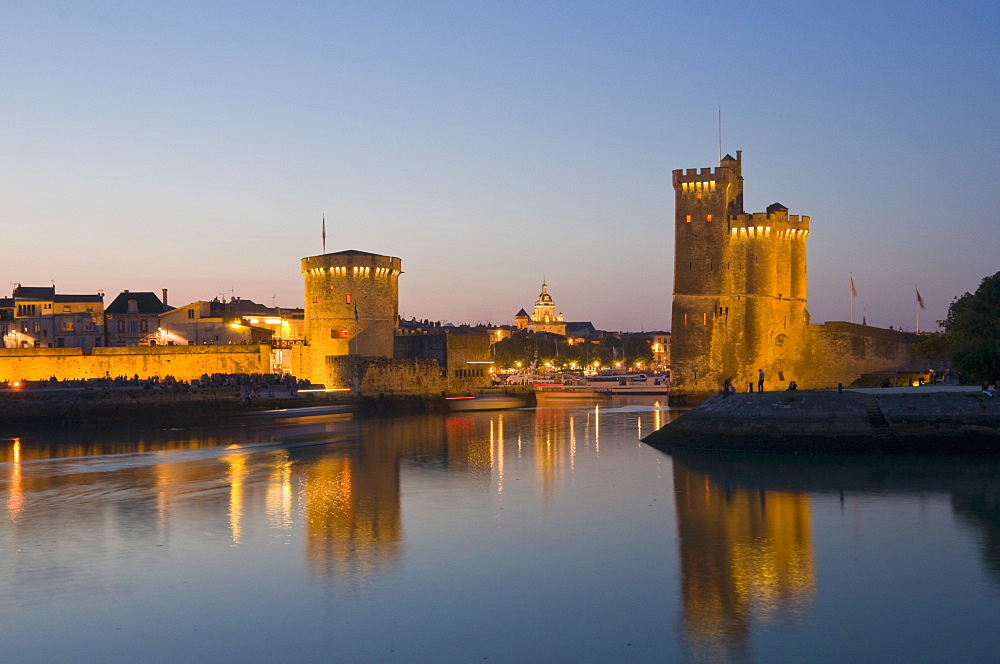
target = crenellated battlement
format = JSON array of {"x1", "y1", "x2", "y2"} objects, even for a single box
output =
[
  {"x1": 728, "y1": 211, "x2": 810, "y2": 234},
  {"x1": 672, "y1": 165, "x2": 735, "y2": 187}
]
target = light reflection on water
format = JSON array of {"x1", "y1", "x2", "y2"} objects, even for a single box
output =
[{"x1": 1, "y1": 400, "x2": 999, "y2": 662}]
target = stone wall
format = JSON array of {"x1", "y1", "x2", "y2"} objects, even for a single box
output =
[
  {"x1": 0, "y1": 345, "x2": 270, "y2": 382},
  {"x1": 359, "y1": 358, "x2": 447, "y2": 396},
  {"x1": 801, "y1": 322, "x2": 929, "y2": 389}
]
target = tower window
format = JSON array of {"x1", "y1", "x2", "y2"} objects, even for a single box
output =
[
  {"x1": 685, "y1": 215, "x2": 691, "y2": 223},
  {"x1": 702, "y1": 312, "x2": 707, "y2": 325},
  {"x1": 683, "y1": 314, "x2": 688, "y2": 326},
  {"x1": 345, "y1": 293, "x2": 352, "y2": 304},
  {"x1": 696, "y1": 192, "x2": 702, "y2": 199},
  {"x1": 706, "y1": 214, "x2": 713, "y2": 222}
]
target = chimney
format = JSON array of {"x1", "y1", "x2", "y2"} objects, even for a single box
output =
[{"x1": 162, "y1": 288, "x2": 168, "y2": 306}]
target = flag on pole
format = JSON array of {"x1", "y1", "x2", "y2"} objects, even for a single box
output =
[
  {"x1": 322, "y1": 214, "x2": 327, "y2": 254},
  {"x1": 916, "y1": 288, "x2": 925, "y2": 310},
  {"x1": 850, "y1": 274, "x2": 858, "y2": 298}
]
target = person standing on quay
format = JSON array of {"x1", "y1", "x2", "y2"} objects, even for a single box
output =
[{"x1": 758, "y1": 368, "x2": 765, "y2": 392}]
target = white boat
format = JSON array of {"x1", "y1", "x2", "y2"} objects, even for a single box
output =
[
  {"x1": 533, "y1": 377, "x2": 606, "y2": 401},
  {"x1": 585, "y1": 373, "x2": 670, "y2": 395}
]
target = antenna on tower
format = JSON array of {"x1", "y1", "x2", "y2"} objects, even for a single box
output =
[{"x1": 718, "y1": 106, "x2": 723, "y2": 162}]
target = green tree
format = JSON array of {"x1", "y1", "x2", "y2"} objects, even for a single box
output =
[
  {"x1": 911, "y1": 332, "x2": 949, "y2": 360},
  {"x1": 940, "y1": 271, "x2": 1000, "y2": 382}
]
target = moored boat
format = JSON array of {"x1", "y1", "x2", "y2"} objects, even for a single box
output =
[
  {"x1": 585, "y1": 373, "x2": 670, "y2": 395},
  {"x1": 533, "y1": 376, "x2": 606, "y2": 401}
]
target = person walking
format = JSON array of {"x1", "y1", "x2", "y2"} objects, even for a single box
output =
[{"x1": 757, "y1": 368, "x2": 765, "y2": 392}]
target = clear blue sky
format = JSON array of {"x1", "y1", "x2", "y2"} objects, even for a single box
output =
[{"x1": 3, "y1": 1, "x2": 997, "y2": 332}]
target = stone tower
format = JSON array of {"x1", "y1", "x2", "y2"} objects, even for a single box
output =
[
  {"x1": 671, "y1": 152, "x2": 810, "y2": 396},
  {"x1": 300, "y1": 250, "x2": 402, "y2": 384}
]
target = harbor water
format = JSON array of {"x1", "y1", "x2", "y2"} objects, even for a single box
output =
[{"x1": 2, "y1": 397, "x2": 1000, "y2": 662}]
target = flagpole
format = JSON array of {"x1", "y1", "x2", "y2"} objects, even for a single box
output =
[
  {"x1": 850, "y1": 273, "x2": 854, "y2": 323},
  {"x1": 322, "y1": 214, "x2": 326, "y2": 254},
  {"x1": 915, "y1": 284, "x2": 919, "y2": 334}
]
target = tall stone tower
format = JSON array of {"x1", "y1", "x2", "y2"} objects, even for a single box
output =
[
  {"x1": 671, "y1": 152, "x2": 810, "y2": 396},
  {"x1": 300, "y1": 250, "x2": 402, "y2": 384}
]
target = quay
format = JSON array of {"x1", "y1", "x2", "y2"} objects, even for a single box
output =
[{"x1": 643, "y1": 386, "x2": 1000, "y2": 454}]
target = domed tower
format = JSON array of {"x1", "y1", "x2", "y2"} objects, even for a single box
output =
[
  {"x1": 533, "y1": 282, "x2": 557, "y2": 324},
  {"x1": 527, "y1": 281, "x2": 567, "y2": 336},
  {"x1": 300, "y1": 250, "x2": 402, "y2": 384}
]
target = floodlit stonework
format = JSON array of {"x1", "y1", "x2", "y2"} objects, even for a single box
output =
[
  {"x1": 670, "y1": 152, "x2": 932, "y2": 399},
  {"x1": 298, "y1": 250, "x2": 402, "y2": 386}
]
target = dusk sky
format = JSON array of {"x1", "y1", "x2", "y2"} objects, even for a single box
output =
[{"x1": 4, "y1": 1, "x2": 997, "y2": 332}]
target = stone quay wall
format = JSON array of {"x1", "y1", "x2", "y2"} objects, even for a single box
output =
[
  {"x1": 646, "y1": 389, "x2": 1000, "y2": 454},
  {"x1": 0, "y1": 345, "x2": 271, "y2": 382},
  {"x1": 359, "y1": 358, "x2": 447, "y2": 396}
]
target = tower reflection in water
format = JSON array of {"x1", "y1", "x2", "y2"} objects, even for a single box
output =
[
  {"x1": 1, "y1": 404, "x2": 667, "y2": 594},
  {"x1": 672, "y1": 460, "x2": 816, "y2": 661}
]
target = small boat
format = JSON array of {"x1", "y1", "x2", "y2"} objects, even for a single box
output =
[{"x1": 585, "y1": 373, "x2": 670, "y2": 395}]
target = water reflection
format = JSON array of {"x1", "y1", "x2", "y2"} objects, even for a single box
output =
[
  {"x1": 667, "y1": 450, "x2": 1000, "y2": 660},
  {"x1": 0, "y1": 402, "x2": 676, "y2": 598},
  {"x1": 673, "y1": 460, "x2": 815, "y2": 661}
]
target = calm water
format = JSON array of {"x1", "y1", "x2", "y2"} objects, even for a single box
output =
[{"x1": 2, "y1": 398, "x2": 1000, "y2": 663}]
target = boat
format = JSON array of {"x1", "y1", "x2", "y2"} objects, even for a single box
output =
[
  {"x1": 585, "y1": 373, "x2": 670, "y2": 395},
  {"x1": 533, "y1": 376, "x2": 606, "y2": 401}
]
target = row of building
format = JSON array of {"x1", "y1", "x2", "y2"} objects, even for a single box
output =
[
  {"x1": 0, "y1": 286, "x2": 302, "y2": 350},
  {"x1": 2, "y1": 256, "x2": 666, "y2": 394}
]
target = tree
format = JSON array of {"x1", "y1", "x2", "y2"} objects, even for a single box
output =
[
  {"x1": 911, "y1": 332, "x2": 949, "y2": 360},
  {"x1": 939, "y1": 271, "x2": 1000, "y2": 383}
]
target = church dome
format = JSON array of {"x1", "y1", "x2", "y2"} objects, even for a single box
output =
[{"x1": 535, "y1": 282, "x2": 553, "y2": 306}]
